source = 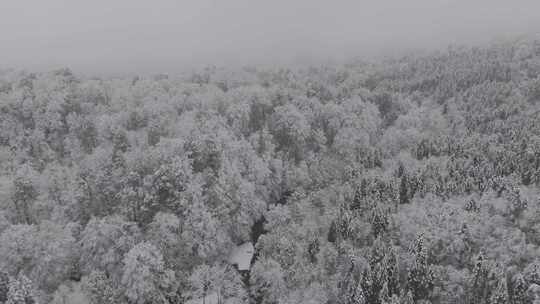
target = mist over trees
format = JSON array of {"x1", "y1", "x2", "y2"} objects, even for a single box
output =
[{"x1": 0, "y1": 38, "x2": 539, "y2": 303}]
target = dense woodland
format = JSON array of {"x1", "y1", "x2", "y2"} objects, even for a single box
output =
[{"x1": 0, "y1": 38, "x2": 539, "y2": 304}]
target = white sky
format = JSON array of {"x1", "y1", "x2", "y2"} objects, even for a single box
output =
[{"x1": 1, "y1": 0, "x2": 540, "y2": 75}]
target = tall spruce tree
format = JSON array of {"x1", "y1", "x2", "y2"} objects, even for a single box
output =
[
  {"x1": 0, "y1": 272, "x2": 9, "y2": 303},
  {"x1": 6, "y1": 274, "x2": 35, "y2": 304},
  {"x1": 407, "y1": 234, "x2": 434, "y2": 302}
]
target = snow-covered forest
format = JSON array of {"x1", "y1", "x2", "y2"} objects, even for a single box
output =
[{"x1": 0, "y1": 38, "x2": 540, "y2": 304}]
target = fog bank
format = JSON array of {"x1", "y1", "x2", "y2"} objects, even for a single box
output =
[{"x1": 1, "y1": 0, "x2": 540, "y2": 75}]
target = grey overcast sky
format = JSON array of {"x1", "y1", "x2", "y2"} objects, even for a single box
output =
[{"x1": 1, "y1": 0, "x2": 540, "y2": 75}]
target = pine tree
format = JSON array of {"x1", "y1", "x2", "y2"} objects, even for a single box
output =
[
  {"x1": 363, "y1": 238, "x2": 400, "y2": 304},
  {"x1": 397, "y1": 163, "x2": 405, "y2": 178},
  {"x1": 352, "y1": 282, "x2": 366, "y2": 304},
  {"x1": 370, "y1": 237, "x2": 387, "y2": 266},
  {"x1": 366, "y1": 239, "x2": 387, "y2": 304},
  {"x1": 6, "y1": 274, "x2": 35, "y2": 304},
  {"x1": 378, "y1": 282, "x2": 390, "y2": 304},
  {"x1": 469, "y1": 252, "x2": 497, "y2": 304},
  {"x1": 351, "y1": 186, "x2": 363, "y2": 211},
  {"x1": 511, "y1": 274, "x2": 528, "y2": 304},
  {"x1": 0, "y1": 272, "x2": 8, "y2": 303},
  {"x1": 399, "y1": 173, "x2": 409, "y2": 205},
  {"x1": 384, "y1": 246, "x2": 400, "y2": 297},
  {"x1": 489, "y1": 275, "x2": 508, "y2": 304},
  {"x1": 524, "y1": 261, "x2": 540, "y2": 285},
  {"x1": 11, "y1": 165, "x2": 38, "y2": 224},
  {"x1": 359, "y1": 268, "x2": 375, "y2": 304},
  {"x1": 328, "y1": 221, "x2": 338, "y2": 243},
  {"x1": 401, "y1": 290, "x2": 414, "y2": 304},
  {"x1": 407, "y1": 234, "x2": 434, "y2": 302},
  {"x1": 81, "y1": 271, "x2": 116, "y2": 304},
  {"x1": 508, "y1": 186, "x2": 528, "y2": 219},
  {"x1": 372, "y1": 207, "x2": 389, "y2": 238}
]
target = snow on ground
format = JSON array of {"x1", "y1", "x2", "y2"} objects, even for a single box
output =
[
  {"x1": 185, "y1": 292, "x2": 218, "y2": 304},
  {"x1": 228, "y1": 242, "x2": 254, "y2": 271}
]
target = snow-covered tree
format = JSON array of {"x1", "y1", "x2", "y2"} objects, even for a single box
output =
[
  {"x1": 489, "y1": 274, "x2": 509, "y2": 304},
  {"x1": 80, "y1": 271, "x2": 115, "y2": 304},
  {"x1": 512, "y1": 273, "x2": 529, "y2": 304},
  {"x1": 121, "y1": 242, "x2": 175, "y2": 304},
  {"x1": 6, "y1": 274, "x2": 36, "y2": 304},
  {"x1": 250, "y1": 258, "x2": 286, "y2": 304},
  {"x1": 78, "y1": 216, "x2": 140, "y2": 280},
  {"x1": 0, "y1": 272, "x2": 9, "y2": 303},
  {"x1": 407, "y1": 235, "x2": 434, "y2": 302},
  {"x1": 10, "y1": 164, "x2": 38, "y2": 224},
  {"x1": 187, "y1": 263, "x2": 247, "y2": 304}
]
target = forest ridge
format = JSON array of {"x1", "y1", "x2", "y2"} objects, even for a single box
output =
[{"x1": 0, "y1": 38, "x2": 539, "y2": 304}]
